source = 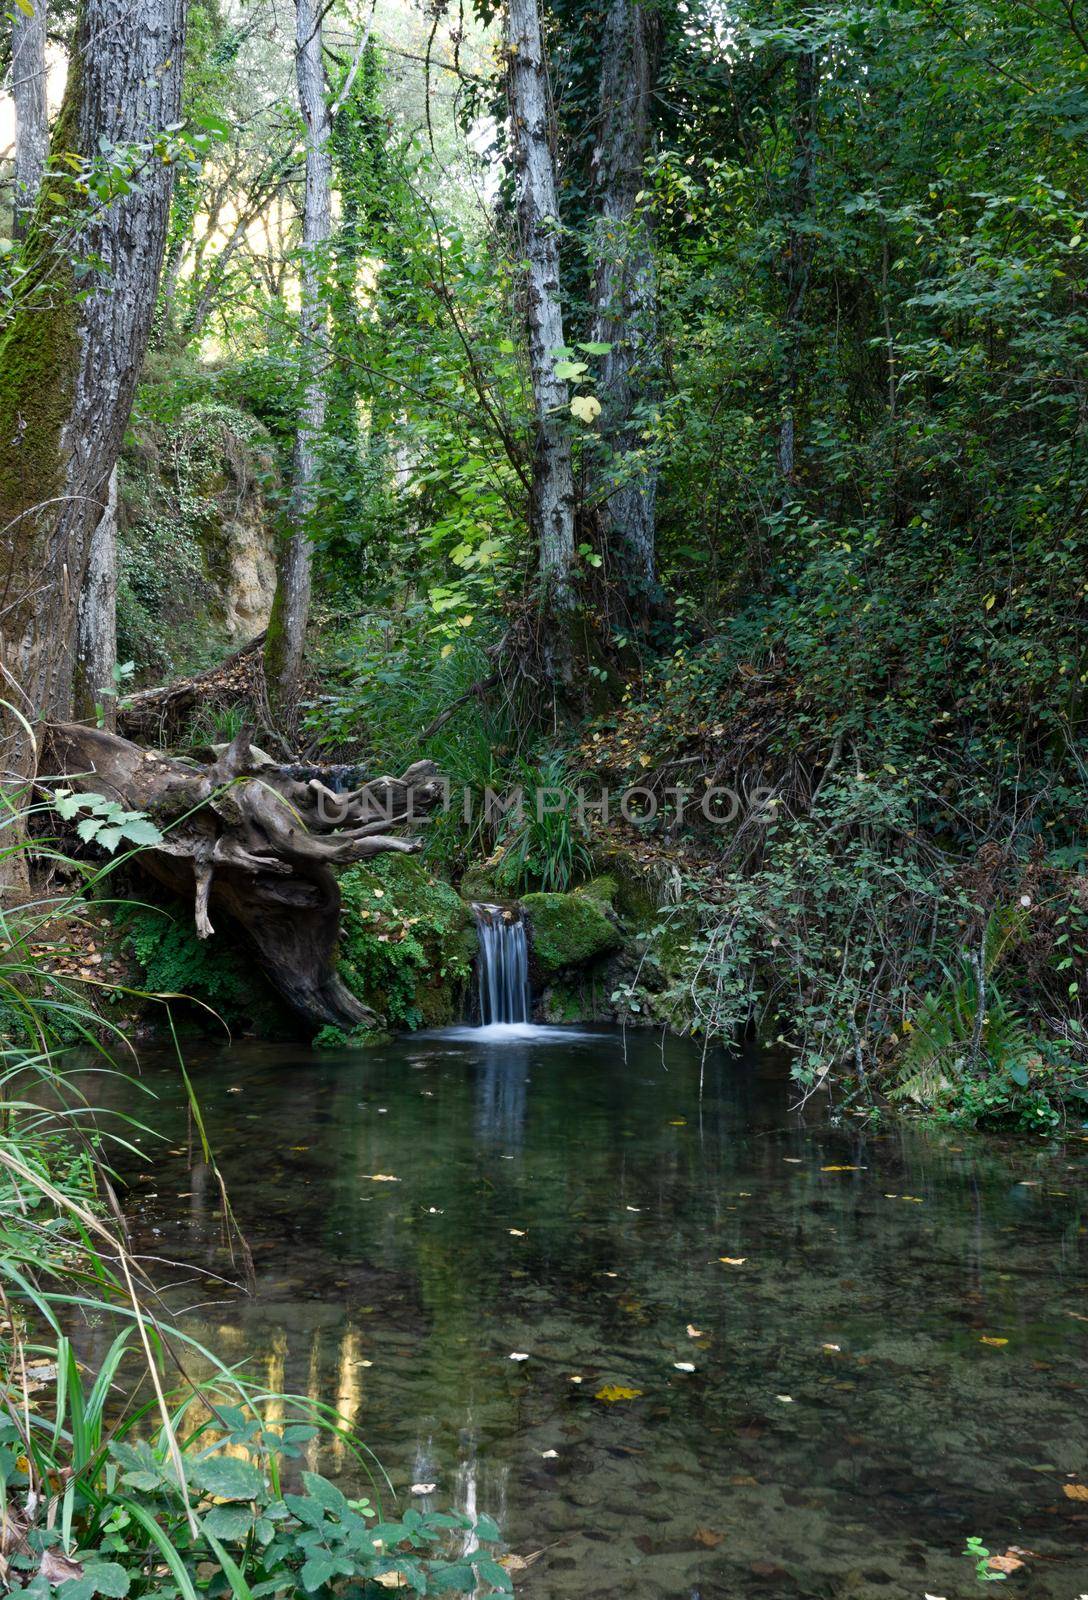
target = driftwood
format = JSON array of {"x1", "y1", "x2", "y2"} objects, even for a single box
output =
[{"x1": 44, "y1": 722, "x2": 442, "y2": 1030}]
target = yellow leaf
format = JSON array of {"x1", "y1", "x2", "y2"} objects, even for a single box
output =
[
  {"x1": 984, "y1": 594, "x2": 996, "y2": 610},
  {"x1": 570, "y1": 394, "x2": 602, "y2": 424},
  {"x1": 980, "y1": 1336, "x2": 1008, "y2": 1347},
  {"x1": 367, "y1": 1174, "x2": 400, "y2": 1182},
  {"x1": 14, "y1": 0, "x2": 35, "y2": 16},
  {"x1": 440, "y1": 644, "x2": 454, "y2": 659},
  {"x1": 719, "y1": 1256, "x2": 747, "y2": 1266},
  {"x1": 594, "y1": 1384, "x2": 642, "y2": 1402},
  {"x1": 821, "y1": 1165, "x2": 860, "y2": 1172},
  {"x1": 638, "y1": 753, "x2": 653, "y2": 768},
  {"x1": 1063, "y1": 1484, "x2": 1088, "y2": 1501}
]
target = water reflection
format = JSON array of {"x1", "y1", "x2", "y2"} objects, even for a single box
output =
[{"x1": 83, "y1": 1030, "x2": 1088, "y2": 1600}]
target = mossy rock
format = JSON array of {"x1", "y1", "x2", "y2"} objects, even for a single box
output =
[
  {"x1": 338, "y1": 854, "x2": 476, "y2": 1030},
  {"x1": 312, "y1": 1023, "x2": 393, "y2": 1050},
  {"x1": 590, "y1": 845, "x2": 659, "y2": 922},
  {"x1": 519, "y1": 890, "x2": 620, "y2": 977}
]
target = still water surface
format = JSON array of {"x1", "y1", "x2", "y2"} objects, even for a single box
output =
[{"x1": 97, "y1": 1027, "x2": 1088, "y2": 1598}]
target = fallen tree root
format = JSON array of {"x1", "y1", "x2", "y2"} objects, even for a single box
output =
[{"x1": 43, "y1": 721, "x2": 442, "y2": 1030}]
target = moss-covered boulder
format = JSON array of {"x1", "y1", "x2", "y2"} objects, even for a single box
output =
[
  {"x1": 338, "y1": 854, "x2": 476, "y2": 1029},
  {"x1": 519, "y1": 888, "x2": 620, "y2": 977}
]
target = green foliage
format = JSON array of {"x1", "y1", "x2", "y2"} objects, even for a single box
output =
[
  {"x1": 489, "y1": 753, "x2": 594, "y2": 895},
  {"x1": 338, "y1": 854, "x2": 476, "y2": 1030},
  {"x1": 117, "y1": 905, "x2": 281, "y2": 1030}
]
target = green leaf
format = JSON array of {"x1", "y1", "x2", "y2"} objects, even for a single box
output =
[
  {"x1": 120, "y1": 816, "x2": 163, "y2": 846},
  {"x1": 76, "y1": 817, "x2": 104, "y2": 843},
  {"x1": 554, "y1": 359, "x2": 588, "y2": 381},
  {"x1": 189, "y1": 1455, "x2": 263, "y2": 1501},
  {"x1": 575, "y1": 340, "x2": 612, "y2": 355},
  {"x1": 203, "y1": 1506, "x2": 255, "y2": 1540}
]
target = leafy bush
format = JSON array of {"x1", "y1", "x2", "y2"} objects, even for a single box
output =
[
  {"x1": 338, "y1": 854, "x2": 476, "y2": 1030},
  {"x1": 118, "y1": 904, "x2": 284, "y2": 1030}
]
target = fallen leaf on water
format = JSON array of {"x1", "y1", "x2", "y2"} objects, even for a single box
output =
[
  {"x1": 595, "y1": 1384, "x2": 642, "y2": 1402},
  {"x1": 410, "y1": 1483, "x2": 436, "y2": 1496},
  {"x1": 367, "y1": 1174, "x2": 400, "y2": 1183},
  {"x1": 540, "y1": 1449, "x2": 558, "y2": 1459},
  {"x1": 1066, "y1": 1311, "x2": 1088, "y2": 1322},
  {"x1": 669, "y1": 1119, "x2": 687, "y2": 1126},
  {"x1": 719, "y1": 1256, "x2": 747, "y2": 1266},
  {"x1": 693, "y1": 1527, "x2": 725, "y2": 1548},
  {"x1": 821, "y1": 1165, "x2": 861, "y2": 1172},
  {"x1": 783, "y1": 1157, "x2": 802, "y2": 1163},
  {"x1": 509, "y1": 1352, "x2": 530, "y2": 1361},
  {"x1": 352, "y1": 1359, "x2": 374, "y2": 1368},
  {"x1": 568, "y1": 1375, "x2": 583, "y2": 1383},
  {"x1": 1063, "y1": 1484, "x2": 1088, "y2": 1501},
  {"x1": 498, "y1": 1551, "x2": 543, "y2": 1574},
  {"x1": 822, "y1": 1343, "x2": 841, "y2": 1352},
  {"x1": 509, "y1": 1228, "x2": 526, "y2": 1236},
  {"x1": 980, "y1": 1336, "x2": 1008, "y2": 1347},
  {"x1": 674, "y1": 1362, "x2": 695, "y2": 1372},
  {"x1": 776, "y1": 1394, "x2": 793, "y2": 1403},
  {"x1": 986, "y1": 1553, "x2": 1025, "y2": 1575},
  {"x1": 626, "y1": 1205, "x2": 641, "y2": 1212},
  {"x1": 686, "y1": 1324, "x2": 703, "y2": 1338}
]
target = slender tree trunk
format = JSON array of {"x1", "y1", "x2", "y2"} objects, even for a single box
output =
[
  {"x1": 506, "y1": 0, "x2": 575, "y2": 631},
  {"x1": 0, "y1": 0, "x2": 184, "y2": 829},
  {"x1": 588, "y1": 0, "x2": 662, "y2": 620},
  {"x1": 75, "y1": 466, "x2": 118, "y2": 728},
  {"x1": 11, "y1": 0, "x2": 48, "y2": 240},
  {"x1": 265, "y1": 0, "x2": 332, "y2": 720},
  {"x1": 777, "y1": 48, "x2": 817, "y2": 488}
]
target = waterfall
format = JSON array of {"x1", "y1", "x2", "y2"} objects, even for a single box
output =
[{"x1": 472, "y1": 904, "x2": 531, "y2": 1026}]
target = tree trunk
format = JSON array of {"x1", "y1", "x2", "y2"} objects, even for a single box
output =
[
  {"x1": 588, "y1": 0, "x2": 662, "y2": 621},
  {"x1": 506, "y1": 0, "x2": 575, "y2": 633},
  {"x1": 264, "y1": 0, "x2": 333, "y2": 721},
  {"x1": 0, "y1": 0, "x2": 184, "y2": 817},
  {"x1": 75, "y1": 467, "x2": 118, "y2": 729},
  {"x1": 777, "y1": 48, "x2": 817, "y2": 489},
  {"x1": 11, "y1": 0, "x2": 48, "y2": 240},
  {"x1": 43, "y1": 722, "x2": 441, "y2": 1029}
]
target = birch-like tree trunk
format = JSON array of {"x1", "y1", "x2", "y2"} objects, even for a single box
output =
[
  {"x1": 75, "y1": 467, "x2": 118, "y2": 728},
  {"x1": 506, "y1": 0, "x2": 575, "y2": 623},
  {"x1": 588, "y1": 0, "x2": 661, "y2": 618},
  {"x1": 11, "y1": 0, "x2": 48, "y2": 239},
  {"x1": 777, "y1": 48, "x2": 817, "y2": 487},
  {"x1": 0, "y1": 0, "x2": 184, "y2": 828},
  {"x1": 264, "y1": 0, "x2": 333, "y2": 719}
]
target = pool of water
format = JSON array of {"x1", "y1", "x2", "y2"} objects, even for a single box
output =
[{"x1": 90, "y1": 1026, "x2": 1088, "y2": 1598}]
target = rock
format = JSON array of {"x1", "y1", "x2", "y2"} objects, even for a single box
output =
[{"x1": 519, "y1": 888, "x2": 620, "y2": 976}]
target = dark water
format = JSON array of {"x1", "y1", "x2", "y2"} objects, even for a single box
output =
[{"x1": 93, "y1": 1028, "x2": 1088, "y2": 1598}]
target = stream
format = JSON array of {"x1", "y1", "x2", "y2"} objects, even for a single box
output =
[{"x1": 84, "y1": 1027, "x2": 1088, "y2": 1599}]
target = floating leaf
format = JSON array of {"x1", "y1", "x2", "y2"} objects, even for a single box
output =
[
  {"x1": 594, "y1": 1384, "x2": 642, "y2": 1402},
  {"x1": 980, "y1": 1336, "x2": 1008, "y2": 1347},
  {"x1": 674, "y1": 1361, "x2": 695, "y2": 1372},
  {"x1": 367, "y1": 1174, "x2": 399, "y2": 1182},
  {"x1": 509, "y1": 1351, "x2": 529, "y2": 1361},
  {"x1": 410, "y1": 1482, "x2": 436, "y2": 1495},
  {"x1": 719, "y1": 1256, "x2": 747, "y2": 1265},
  {"x1": 1062, "y1": 1483, "x2": 1088, "y2": 1501}
]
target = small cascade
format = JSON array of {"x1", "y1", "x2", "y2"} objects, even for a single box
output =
[{"x1": 471, "y1": 904, "x2": 531, "y2": 1026}]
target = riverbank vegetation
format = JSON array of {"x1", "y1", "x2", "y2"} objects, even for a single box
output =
[{"x1": 3, "y1": 0, "x2": 1088, "y2": 1118}]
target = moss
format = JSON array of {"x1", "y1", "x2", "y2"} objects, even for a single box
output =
[
  {"x1": 312, "y1": 1023, "x2": 393, "y2": 1050},
  {"x1": 519, "y1": 890, "x2": 619, "y2": 976},
  {"x1": 338, "y1": 854, "x2": 476, "y2": 1029}
]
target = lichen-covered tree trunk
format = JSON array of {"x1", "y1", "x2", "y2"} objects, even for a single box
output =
[
  {"x1": 506, "y1": 0, "x2": 575, "y2": 633},
  {"x1": 588, "y1": 0, "x2": 662, "y2": 622},
  {"x1": 11, "y1": 0, "x2": 48, "y2": 239},
  {"x1": 75, "y1": 467, "x2": 118, "y2": 728},
  {"x1": 0, "y1": 0, "x2": 184, "y2": 828},
  {"x1": 264, "y1": 0, "x2": 333, "y2": 721}
]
